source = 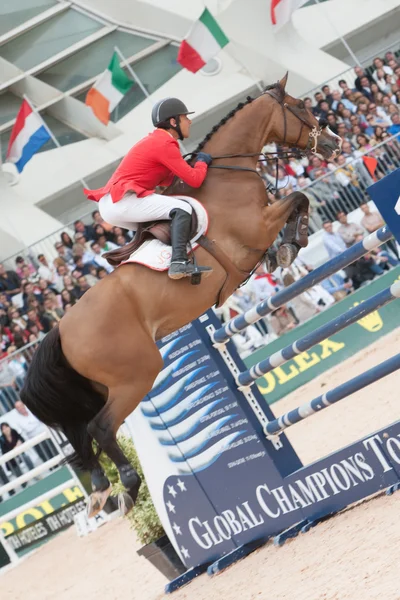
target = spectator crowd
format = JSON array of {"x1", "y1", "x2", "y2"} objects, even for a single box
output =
[{"x1": 257, "y1": 51, "x2": 400, "y2": 230}]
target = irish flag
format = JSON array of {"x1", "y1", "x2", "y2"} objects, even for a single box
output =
[
  {"x1": 86, "y1": 52, "x2": 133, "y2": 124},
  {"x1": 177, "y1": 9, "x2": 229, "y2": 74},
  {"x1": 270, "y1": 0, "x2": 309, "y2": 30}
]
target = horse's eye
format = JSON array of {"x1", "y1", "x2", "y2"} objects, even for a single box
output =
[{"x1": 298, "y1": 101, "x2": 305, "y2": 110}]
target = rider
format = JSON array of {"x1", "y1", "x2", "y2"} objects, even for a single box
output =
[{"x1": 84, "y1": 98, "x2": 213, "y2": 280}]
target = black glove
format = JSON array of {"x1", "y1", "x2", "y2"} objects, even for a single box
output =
[{"x1": 195, "y1": 152, "x2": 212, "y2": 166}]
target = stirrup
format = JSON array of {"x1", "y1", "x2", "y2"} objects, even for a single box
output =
[{"x1": 168, "y1": 260, "x2": 212, "y2": 285}]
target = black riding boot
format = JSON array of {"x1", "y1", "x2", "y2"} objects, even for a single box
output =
[{"x1": 168, "y1": 208, "x2": 213, "y2": 280}]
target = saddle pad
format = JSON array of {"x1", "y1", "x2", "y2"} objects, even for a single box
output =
[{"x1": 122, "y1": 197, "x2": 209, "y2": 271}]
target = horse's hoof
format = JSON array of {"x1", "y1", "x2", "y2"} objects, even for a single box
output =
[
  {"x1": 276, "y1": 243, "x2": 299, "y2": 268},
  {"x1": 265, "y1": 250, "x2": 278, "y2": 273},
  {"x1": 87, "y1": 486, "x2": 112, "y2": 518},
  {"x1": 118, "y1": 492, "x2": 135, "y2": 517}
]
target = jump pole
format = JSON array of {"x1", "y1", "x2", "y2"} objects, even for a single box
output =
[
  {"x1": 265, "y1": 352, "x2": 400, "y2": 437},
  {"x1": 237, "y1": 280, "x2": 400, "y2": 388},
  {"x1": 212, "y1": 226, "x2": 393, "y2": 345}
]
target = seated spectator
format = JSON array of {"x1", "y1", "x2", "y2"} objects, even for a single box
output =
[
  {"x1": 8, "y1": 307, "x2": 28, "y2": 332},
  {"x1": 54, "y1": 263, "x2": 70, "y2": 293},
  {"x1": 37, "y1": 254, "x2": 57, "y2": 286},
  {"x1": 61, "y1": 231, "x2": 74, "y2": 249},
  {"x1": 317, "y1": 99, "x2": 330, "y2": 120},
  {"x1": 73, "y1": 233, "x2": 95, "y2": 264},
  {"x1": 60, "y1": 289, "x2": 76, "y2": 308},
  {"x1": 388, "y1": 113, "x2": 400, "y2": 136},
  {"x1": 320, "y1": 272, "x2": 353, "y2": 301},
  {"x1": 74, "y1": 219, "x2": 94, "y2": 242},
  {"x1": 75, "y1": 276, "x2": 91, "y2": 299},
  {"x1": 27, "y1": 323, "x2": 46, "y2": 342},
  {"x1": 9, "y1": 324, "x2": 29, "y2": 349},
  {"x1": 90, "y1": 242, "x2": 114, "y2": 273},
  {"x1": 0, "y1": 263, "x2": 21, "y2": 297},
  {"x1": 372, "y1": 125, "x2": 390, "y2": 143},
  {"x1": 322, "y1": 220, "x2": 347, "y2": 258},
  {"x1": 15, "y1": 257, "x2": 35, "y2": 279},
  {"x1": 86, "y1": 265, "x2": 100, "y2": 287},
  {"x1": 336, "y1": 211, "x2": 364, "y2": 247},
  {"x1": 112, "y1": 226, "x2": 132, "y2": 243},
  {"x1": 26, "y1": 306, "x2": 52, "y2": 334},
  {"x1": 94, "y1": 223, "x2": 114, "y2": 243},
  {"x1": 92, "y1": 210, "x2": 114, "y2": 233},
  {"x1": 54, "y1": 241, "x2": 74, "y2": 265},
  {"x1": 0, "y1": 423, "x2": 34, "y2": 490},
  {"x1": 62, "y1": 275, "x2": 80, "y2": 300},
  {"x1": 97, "y1": 234, "x2": 118, "y2": 254},
  {"x1": 21, "y1": 281, "x2": 43, "y2": 312},
  {"x1": 372, "y1": 57, "x2": 393, "y2": 81},
  {"x1": 354, "y1": 66, "x2": 374, "y2": 93},
  {"x1": 307, "y1": 156, "x2": 328, "y2": 180},
  {"x1": 326, "y1": 112, "x2": 339, "y2": 135},
  {"x1": 356, "y1": 133, "x2": 376, "y2": 151},
  {"x1": 97, "y1": 267, "x2": 108, "y2": 280},
  {"x1": 42, "y1": 296, "x2": 64, "y2": 325},
  {"x1": 322, "y1": 84, "x2": 333, "y2": 105}
]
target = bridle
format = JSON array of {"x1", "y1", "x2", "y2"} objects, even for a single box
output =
[{"x1": 186, "y1": 83, "x2": 331, "y2": 185}]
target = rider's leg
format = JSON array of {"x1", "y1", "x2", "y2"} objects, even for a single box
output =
[
  {"x1": 98, "y1": 192, "x2": 213, "y2": 279},
  {"x1": 168, "y1": 208, "x2": 212, "y2": 279}
]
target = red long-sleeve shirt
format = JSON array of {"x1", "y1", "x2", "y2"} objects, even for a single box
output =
[{"x1": 84, "y1": 129, "x2": 208, "y2": 203}]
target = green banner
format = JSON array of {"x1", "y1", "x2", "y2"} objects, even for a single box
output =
[{"x1": 244, "y1": 267, "x2": 400, "y2": 405}]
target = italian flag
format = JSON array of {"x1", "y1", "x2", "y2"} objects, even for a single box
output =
[
  {"x1": 86, "y1": 52, "x2": 133, "y2": 124},
  {"x1": 270, "y1": 0, "x2": 308, "y2": 30},
  {"x1": 177, "y1": 9, "x2": 229, "y2": 74}
]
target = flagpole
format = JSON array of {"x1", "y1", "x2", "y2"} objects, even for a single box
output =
[
  {"x1": 23, "y1": 95, "x2": 90, "y2": 188},
  {"x1": 114, "y1": 46, "x2": 152, "y2": 102},
  {"x1": 313, "y1": 0, "x2": 362, "y2": 67}
]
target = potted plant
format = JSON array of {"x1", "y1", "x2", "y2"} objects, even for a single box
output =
[{"x1": 99, "y1": 435, "x2": 186, "y2": 581}]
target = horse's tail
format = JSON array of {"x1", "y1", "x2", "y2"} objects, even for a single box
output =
[{"x1": 20, "y1": 327, "x2": 106, "y2": 471}]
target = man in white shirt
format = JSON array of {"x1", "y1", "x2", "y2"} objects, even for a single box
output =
[
  {"x1": 90, "y1": 242, "x2": 114, "y2": 274},
  {"x1": 37, "y1": 254, "x2": 57, "y2": 286},
  {"x1": 13, "y1": 400, "x2": 57, "y2": 464},
  {"x1": 322, "y1": 221, "x2": 347, "y2": 259}
]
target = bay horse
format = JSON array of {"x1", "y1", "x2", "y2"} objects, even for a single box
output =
[{"x1": 21, "y1": 74, "x2": 340, "y2": 516}]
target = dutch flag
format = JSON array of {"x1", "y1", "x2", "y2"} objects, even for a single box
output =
[{"x1": 6, "y1": 99, "x2": 51, "y2": 173}]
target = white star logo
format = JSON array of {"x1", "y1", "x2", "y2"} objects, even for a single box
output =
[
  {"x1": 166, "y1": 501, "x2": 176, "y2": 513},
  {"x1": 176, "y1": 478, "x2": 186, "y2": 492},
  {"x1": 172, "y1": 522, "x2": 182, "y2": 535},
  {"x1": 180, "y1": 546, "x2": 190, "y2": 559},
  {"x1": 168, "y1": 485, "x2": 177, "y2": 498}
]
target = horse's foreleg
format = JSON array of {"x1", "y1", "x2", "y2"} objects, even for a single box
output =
[
  {"x1": 277, "y1": 192, "x2": 309, "y2": 268},
  {"x1": 263, "y1": 192, "x2": 309, "y2": 271}
]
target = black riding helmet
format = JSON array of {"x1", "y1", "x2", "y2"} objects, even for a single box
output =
[{"x1": 151, "y1": 97, "x2": 194, "y2": 140}]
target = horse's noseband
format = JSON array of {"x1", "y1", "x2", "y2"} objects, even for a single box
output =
[{"x1": 282, "y1": 101, "x2": 324, "y2": 154}]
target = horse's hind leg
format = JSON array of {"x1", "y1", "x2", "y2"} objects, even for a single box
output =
[
  {"x1": 87, "y1": 353, "x2": 163, "y2": 515},
  {"x1": 276, "y1": 192, "x2": 310, "y2": 268}
]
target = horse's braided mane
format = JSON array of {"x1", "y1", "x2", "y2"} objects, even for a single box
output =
[{"x1": 193, "y1": 82, "x2": 282, "y2": 154}]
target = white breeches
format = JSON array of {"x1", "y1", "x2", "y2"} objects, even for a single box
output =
[{"x1": 98, "y1": 192, "x2": 192, "y2": 231}]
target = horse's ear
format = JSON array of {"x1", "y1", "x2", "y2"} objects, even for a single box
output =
[{"x1": 279, "y1": 72, "x2": 289, "y2": 91}]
